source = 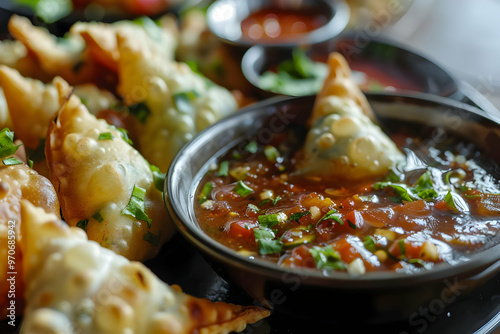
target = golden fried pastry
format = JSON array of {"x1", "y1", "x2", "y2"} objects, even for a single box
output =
[
  {"x1": 19, "y1": 200, "x2": 270, "y2": 333},
  {"x1": 297, "y1": 52, "x2": 404, "y2": 180},
  {"x1": 73, "y1": 84, "x2": 118, "y2": 115},
  {"x1": 0, "y1": 39, "x2": 47, "y2": 82},
  {"x1": 0, "y1": 140, "x2": 60, "y2": 320},
  {"x1": 117, "y1": 32, "x2": 238, "y2": 172},
  {"x1": 71, "y1": 17, "x2": 177, "y2": 73},
  {"x1": 0, "y1": 66, "x2": 59, "y2": 150},
  {"x1": 308, "y1": 52, "x2": 374, "y2": 126},
  {"x1": 46, "y1": 77, "x2": 174, "y2": 261},
  {"x1": 8, "y1": 15, "x2": 114, "y2": 87}
]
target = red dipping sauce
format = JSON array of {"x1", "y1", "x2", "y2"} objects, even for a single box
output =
[
  {"x1": 349, "y1": 59, "x2": 424, "y2": 92},
  {"x1": 241, "y1": 7, "x2": 328, "y2": 43}
]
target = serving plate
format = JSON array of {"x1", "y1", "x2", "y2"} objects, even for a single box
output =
[{"x1": 166, "y1": 92, "x2": 500, "y2": 325}]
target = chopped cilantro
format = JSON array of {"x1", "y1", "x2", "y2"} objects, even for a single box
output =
[
  {"x1": 290, "y1": 211, "x2": 310, "y2": 222},
  {"x1": 257, "y1": 238, "x2": 283, "y2": 255},
  {"x1": 28, "y1": 158, "x2": 33, "y2": 169},
  {"x1": 317, "y1": 209, "x2": 343, "y2": 225},
  {"x1": 109, "y1": 125, "x2": 133, "y2": 145},
  {"x1": 0, "y1": 128, "x2": 21, "y2": 159},
  {"x1": 258, "y1": 48, "x2": 327, "y2": 96},
  {"x1": 98, "y1": 132, "x2": 114, "y2": 140},
  {"x1": 128, "y1": 102, "x2": 151, "y2": 124},
  {"x1": 444, "y1": 191, "x2": 459, "y2": 211},
  {"x1": 258, "y1": 212, "x2": 287, "y2": 227},
  {"x1": 253, "y1": 227, "x2": 282, "y2": 255},
  {"x1": 2, "y1": 157, "x2": 23, "y2": 166},
  {"x1": 309, "y1": 245, "x2": 346, "y2": 271},
  {"x1": 149, "y1": 164, "x2": 166, "y2": 192},
  {"x1": 347, "y1": 219, "x2": 358, "y2": 229},
  {"x1": 232, "y1": 150, "x2": 242, "y2": 160},
  {"x1": 259, "y1": 199, "x2": 270, "y2": 206},
  {"x1": 174, "y1": 90, "x2": 199, "y2": 114},
  {"x1": 253, "y1": 227, "x2": 275, "y2": 240},
  {"x1": 143, "y1": 230, "x2": 161, "y2": 246},
  {"x1": 272, "y1": 196, "x2": 282, "y2": 205},
  {"x1": 121, "y1": 185, "x2": 152, "y2": 227},
  {"x1": 91, "y1": 210, "x2": 104, "y2": 223},
  {"x1": 76, "y1": 219, "x2": 89, "y2": 232},
  {"x1": 374, "y1": 170, "x2": 438, "y2": 202}
]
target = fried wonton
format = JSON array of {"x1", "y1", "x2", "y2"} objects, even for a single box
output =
[
  {"x1": 118, "y1": 31, "x2": 237, "y2": 172},
  {"x1": 71, "y1": 17, "x2": 177, "y2": 73},
  {"x1": 8, "y1": 15, "x2": 114, "y2": 87},
  {"x1": 0, "y1": 143, "x2": 60, "y2": 320},
  {"x1": 19, "y1": 200, "x2": 270, "y2": 333},
  {"x1": 0, "y1": 39, "x2": 46, "y2": 82},
  {"x1": 116, "y1": 32, "x2": 238, "y2": 172},
  {"x1": 296, "y1": 52, "x2": 404, "y2": 180},
  {"x1": 46, "y1": 77, "x2": 174, "y2": 261}
]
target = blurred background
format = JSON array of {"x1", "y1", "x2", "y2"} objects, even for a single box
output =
[{"x1": 379, "y1": 0, "x2": 500, "y2": 110}]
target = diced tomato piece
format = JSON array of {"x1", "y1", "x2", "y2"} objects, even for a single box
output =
[
  {"x1": 285, "y1": 245, "x2": 316, "y2": 268},
  {"x1": 476, "y1": 194, "x2": 500, "y2": 216},
  {"x1": 339, "y1": 197, "x2": 355, "y2": 210},
  {"x1": 227, "y1": 220, "x2": 258, "y2": 239},
  {"x1": 343, "y1": 210, "x2": 364, "y2": 230},
  {"x1": 394, "y1": 199, "x2": 431, "y2": 216},
  {"x1": 434, "y1": 200, "x2": 448, "y2": 211},
  {"x1": 315, "y1": 221, "x2": 337, "y2": 243},
  {"x1": 332, "y1": 237, "x2": 358, "y2": 263},
  {"x1": 388, "y1": 239, "x2": 422, "y2": 259},
  {"x1": 362, "y1": 208, "x2": 394, "y2": 227}
]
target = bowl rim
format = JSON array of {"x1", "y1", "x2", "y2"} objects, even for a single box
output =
[
  {"x1": 166, "y1": 92, "x2": 500, "y2": 289},
  {"x1": 206, "y1": 0, "x2": 350, "y2": 48},
  {"x1": 241, "y1": 35, "x2": 462, "y2": 98}
]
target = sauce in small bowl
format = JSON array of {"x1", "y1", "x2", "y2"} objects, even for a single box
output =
[
  {"x1": 240, "y1": 7, "x2": 328, "y2": 44},
  {"x1": 242, "y1": 37, "x2": 461, "y2": 98},
  {"x1": 207, "y1": 0, "x2": 350, "y2": 48}
]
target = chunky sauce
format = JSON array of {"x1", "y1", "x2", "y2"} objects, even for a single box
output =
[
  {"x1": 241, "y1": 7, "x2": 328, "y2": 43},
  {"x1": 195, "y1": 126, "x2": 500, "y2": 275}
]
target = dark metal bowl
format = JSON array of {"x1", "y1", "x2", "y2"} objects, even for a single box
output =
[
  {"x1": 242, "y1": 35, "x2": 462, "y2": 100},
  {"x1": 206, "y1": 0, "x2": 350, "y2": 48},
  {"x1": 166, "y1": 93, "x2": 500, "y2": 323}
]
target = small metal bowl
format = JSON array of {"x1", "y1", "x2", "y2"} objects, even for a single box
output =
[
  {"x1": 166, "y1": 93, "x2": 500, "y2": 323},
  {"x1": 241, "y1": 35, "x2": 462, "y2": 99},
  {"x1": 206, "y1": 0, "x2": 350, "y2": 48}
]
